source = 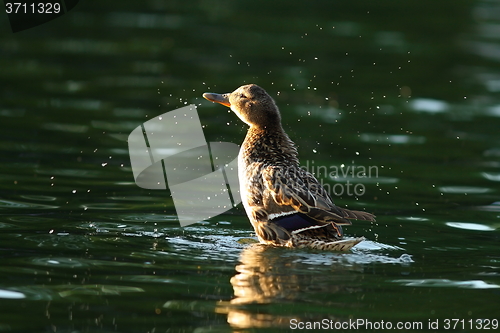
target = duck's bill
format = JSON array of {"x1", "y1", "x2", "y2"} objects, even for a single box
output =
[{"x1": 202, "y1": 93, "x2": 231, "y2": 107}]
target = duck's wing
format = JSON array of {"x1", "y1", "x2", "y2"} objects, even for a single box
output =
[{"x1": 263, "y1": 166, "x2": 375, "y2": 226}]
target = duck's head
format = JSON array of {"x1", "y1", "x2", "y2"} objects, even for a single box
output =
[{"x1": 203, "y1": 84, "x2": 281, "y2": 129}]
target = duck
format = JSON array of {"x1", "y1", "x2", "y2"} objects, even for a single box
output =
[{"x1": 203, "y1": 84, "x2": 375, "y2": 251}]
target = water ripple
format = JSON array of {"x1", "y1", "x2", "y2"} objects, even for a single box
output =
[
  {"x1": 445, "y1": 222, "x2": 496, "y2": 231},
  {"x1": 31, "y1": 258, "x2": 87, "y2": 268},
  {"x1": 41, "y1": 122, "x2": 88, "y2": 133},
  {"x1": 474, "y1": 202, "x2": 500, "y2": 212},
  {"x1": 279, "y1": 240, "x2": 412, "y2": 266},
  {"x1": 80, "y1": 203, "x2": 129, "y2": 210},
  {"x1": 35, "y1": 168, "x2": 104, "y2": 178},
  {"x1": 439, "y1": 186, "x2": 493, "y2": 194},
  {"x1": 360, "y1": 133, "x2": 426, "y2": 144},
  {"x1": 408, "y1": 98, "x2": 449, "y2": 113},
  {"x1": 482, "y1": 172, "x2": 500, "y2": 181},
  {"x1": 92, "y1": 214, "x2": 178, "y2": 222},
  {"x1": 393, "y1": 279, "x2": 499, "y2": 289},
  {"x1": 0, "y1": 199, "x2": 59, "y2": 209},
  {"x1": 108, "y1": 196, "x2": 159, "y2": 202},
  {"x1": 19, "y1": 195, "x2": 57, "y2": 202},
  {"x1": 0, "y1": 290, "x2": 25, "y2": 299},
  {"x1": 0, "y1": 222, "x2": 16, "y2": 229},
  {"x1": 58, "y1": 285, "x2": 144, "y2": 297}
]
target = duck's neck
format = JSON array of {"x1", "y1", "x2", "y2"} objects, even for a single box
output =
[{"x1": 241, "y1": 125, "x2": 299, "y2": 166}]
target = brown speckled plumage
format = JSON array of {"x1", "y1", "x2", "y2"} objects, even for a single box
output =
[{"x1": 203, "y1": 84, "x2": 375, "y2": 251}]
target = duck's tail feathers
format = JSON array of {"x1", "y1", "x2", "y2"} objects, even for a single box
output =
[
  {"x1": 339, "y1": 208, "x2": 376, "y2": 222},
  {"x1": 290, "y1": 236, "x2": 365, "y2": 251}
]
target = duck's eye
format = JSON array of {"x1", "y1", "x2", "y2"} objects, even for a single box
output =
[{"x1": 240, "y1": 94, "x2": 247, "y2": 99}]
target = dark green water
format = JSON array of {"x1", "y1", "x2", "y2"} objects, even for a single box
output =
[{"x1": 1, "y1": 1, "x2": 499, "y2": 332}]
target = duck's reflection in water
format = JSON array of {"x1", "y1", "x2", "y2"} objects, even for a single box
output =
[{"x1": 217, "y1": 244, "x2": 362, "y2": 329}]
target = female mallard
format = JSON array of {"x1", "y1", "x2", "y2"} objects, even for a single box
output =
[{"x1": 203, "y1": 84, "x2": 375, "y2": 251}]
